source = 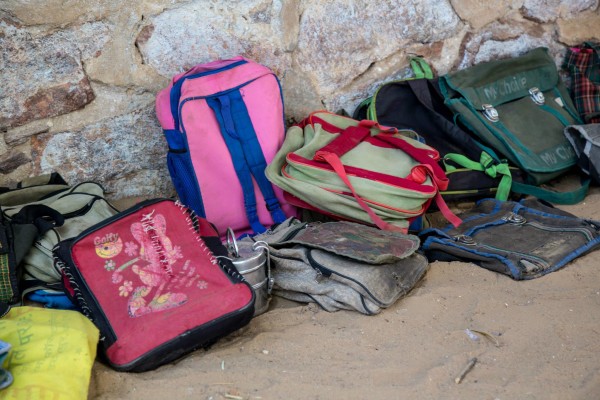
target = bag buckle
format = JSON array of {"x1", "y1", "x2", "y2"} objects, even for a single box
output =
[
  {"x1": 503, "y1": 212, "x2": 526, "y2": 224},
  {"x1": 454, "y1": 234, "x2": 476, "y2": 245},
  {"x1": 529, "y1": 87, "x2": 545, "y2": 105},
  {"x1": 481, "y1": 104, "x2": 499, "y2": 122}
]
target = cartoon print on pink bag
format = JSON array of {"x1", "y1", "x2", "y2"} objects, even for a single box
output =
[
  {"x1": 94, "y1": 233, "x2": 123, "y2": 258},
  {"x1": 96, "y1": 211, "x2": 209, "y2": 318}
]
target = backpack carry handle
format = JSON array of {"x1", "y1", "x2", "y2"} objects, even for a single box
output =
[
  {"x1": 409, "y1": 56, "x2": 434, "y2": 80},
  {"x1": 315, "y1": 125, "x2": 372, "y2": 158}
]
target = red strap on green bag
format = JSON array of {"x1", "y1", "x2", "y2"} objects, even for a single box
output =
[{"x1": 314, "y1": 151, "x2": 407, "y2": 232}]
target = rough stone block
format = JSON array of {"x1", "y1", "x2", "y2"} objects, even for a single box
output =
[
  {"x1": 33, "y1": 105, "x2": 173, "y2": 199},
  {"x1": 0, "y1": 18, "x2": 110, "y2": 129}
]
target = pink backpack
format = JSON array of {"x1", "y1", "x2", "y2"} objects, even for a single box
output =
[{"x1": 156, "y1": 57, "x2": 295, "y2": 236}]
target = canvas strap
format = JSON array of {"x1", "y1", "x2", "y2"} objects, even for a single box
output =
[
  {"x1": 372, "y1": 134, "x2": 447, "y2": 189},
  {"x1": 11, "y1": 205, "x2": 65, "y2": 235},
  {"x1": 366, "y1": 134, "x2": 462, "y2": 227},
  {"x1": 314, "y1": 151, "x2": 406, "y2": 232},
  {"x1": 409, "y1": 56, "x2": 434, "y2": 80},
  {"x1": 314, "y1": 125, "x2": 462, "y2": 229},
  {"x1": 0, "y1": 204, "x2": 64, "y2": 313},
  {"x1": 443, "y1": 152, "x2": 512, "y2": 201},
  {"x1": 207, "y1": 92, "x2": 286, "y2": 234},
  {"x1": 510, "y1": 178, "x2": 590, "y2": 205}
]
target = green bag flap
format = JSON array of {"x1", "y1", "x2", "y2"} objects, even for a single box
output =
[
  {"x1": 443, "y1": 47, "x2": 558, "y2": 109},
  {"x1": 441, "y1": 48, "x2": 582, "y2": 181},
  {"x1": 444, "y1": 94, "x2": 576, "y2": 180}
]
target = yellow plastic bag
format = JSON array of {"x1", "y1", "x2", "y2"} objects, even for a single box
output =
[{"x1": 0, "y1": 306, "x2": 99, "y2": 400}]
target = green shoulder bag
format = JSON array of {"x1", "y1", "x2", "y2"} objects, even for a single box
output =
[{"x1": 439, "y1": 47, "x2": 588, "y2": 204}]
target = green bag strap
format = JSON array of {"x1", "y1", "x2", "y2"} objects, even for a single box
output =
[
  {"x1": 353, "y1": 97, "x2": 374, "y2": 120},
  {"x1": 511, "y1": 178, "x2": 590, "y2": 205},
  {"x1": 409, "y1": 57, "x2": 434, "y2": 80},
  {"x1": 443, "y1": 152, "x2": 512, "y2": 201},
  {"x1": 366, "y1": 100, "x2": 376, "y2": 121},
  {"x1": 445, "y1": 152, "x2": 589, "y2": 204},
  {"x1": 366, "y1": 57, "x2": 434, "y2": 122}
]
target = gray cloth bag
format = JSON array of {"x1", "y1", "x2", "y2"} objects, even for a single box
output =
[
  {"x1": 564, "y1": 123, "x2": 600, "y2": 184},
  {"x1": 240, "y1": 218, "x2": 429, "y2": 315}
]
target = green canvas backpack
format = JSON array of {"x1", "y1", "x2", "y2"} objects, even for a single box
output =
[
  {"x1": 0, "y1": 174, "x2": 119, "y2": 298},
  {"x1": 439, "y1": 47, "x2": 588, "y2": 204},
  {"x1": 265, "y1": 111, "x2": 462, "y2": 232}
]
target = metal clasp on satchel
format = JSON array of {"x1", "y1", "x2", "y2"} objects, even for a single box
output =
[
  {"x1": 529, "y1": 87, "x2": 545, "y2": 105},
  {"x1": 454, "y1": 235, "x2": 476, "y2": 245},
  {"x1": 503, "y1": 212, "x2": 526, "y2": 224},
  {"x1": 481, "y1": 104, "x2": 499, "y2": 122}
]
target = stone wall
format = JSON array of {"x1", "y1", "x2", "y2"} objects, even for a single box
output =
[{"x1": 1, "y1": 0, "x2": 598, "y2": 199}]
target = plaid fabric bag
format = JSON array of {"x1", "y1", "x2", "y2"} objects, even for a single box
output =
[{"x1": 563, "y1": 42, "x2": 600, "y2": 124}]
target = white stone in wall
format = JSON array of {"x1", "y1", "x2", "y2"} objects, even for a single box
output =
[
  {"x1": 295, "y1": 0, "x2": 461, "y2": 96},
  {"x1": 136, "y1": 0, "x2": 293, "y2": 78},
  {"x1": 521, "y1": 0, "x2": 598, "y2": 23},
  {"x1": 0, "y1": 17, "x2": 111, "y2": 129},
  {"x1": 457, "y1": 19, "x2": 563, "y2": 69}
]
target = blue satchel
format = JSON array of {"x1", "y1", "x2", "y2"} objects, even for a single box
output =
[{"x1": 419, "y1": 198, "x2": 600, "y2": 279}]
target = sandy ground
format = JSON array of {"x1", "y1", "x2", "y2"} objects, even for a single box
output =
[{"x1": 88, "y1": 187, "x2": 600, "y2": 400}]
